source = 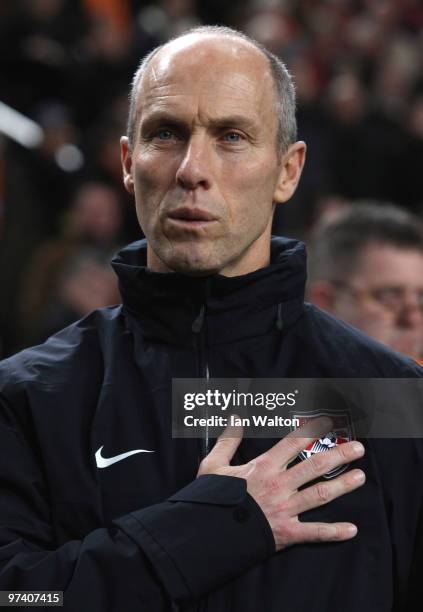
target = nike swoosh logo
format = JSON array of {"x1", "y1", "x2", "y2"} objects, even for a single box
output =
[{"x1": 95, "y1": 445, "x2": 154, "y2": 468}]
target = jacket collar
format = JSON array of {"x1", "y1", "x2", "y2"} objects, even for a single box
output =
[{"x1": 111, "y1": 236, "x2": 306, "y2": 346}]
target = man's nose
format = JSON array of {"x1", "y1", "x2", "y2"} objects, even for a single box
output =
[{"x1": 175, "y1": 135, "x2": 212, "y2": 190}]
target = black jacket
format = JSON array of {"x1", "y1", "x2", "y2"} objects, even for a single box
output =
[{"x1": 0, "y1": 237, "x2": 422, "y2": 611}]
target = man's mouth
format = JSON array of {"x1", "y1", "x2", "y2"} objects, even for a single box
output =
[{"x1": 166, "y1": 207, "x2": 217, "y2": 227}]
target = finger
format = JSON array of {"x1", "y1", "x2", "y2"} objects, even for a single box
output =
[
  {"x1": 200, "y1": 418, "x2": 243, "y2": 471},
  {"x1": 289, "y1": 520, "x2": 358, "y2": 545},
  {"x1": 287, "y1": 469, "x2": 365, "y2": 516},
  {"x1": 264, "y1": 416, "x2": 333, "y2": 467},
  {"x1": 287, "y1": 441, "x2": 365, "y2": 489}
]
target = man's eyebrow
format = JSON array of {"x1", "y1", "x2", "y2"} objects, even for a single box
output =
[
  {"x1": 140, "y1": 112, "x2": 185, "y2": 131},
  {"x1": 140, "y1": 112, "x2": 257, "y2": 131},
  {"x1": 207, "y1": 115, "x2": 257, "y2": 131}
]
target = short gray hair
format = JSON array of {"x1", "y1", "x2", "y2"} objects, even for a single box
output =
[
  {"x1": 126, "y1": 25, "x2": 297, "y2": 153},
  {"x1": 308, "y1": 202, "x2": 423, "y2": 283}
]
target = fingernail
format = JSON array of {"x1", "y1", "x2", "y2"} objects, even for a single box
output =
[
  {"x1": 352, "y1": 470, "x2": 365, "y2": 483},
  {"x1": 347, "y1": 525, "x2": 358, "y2": 536},
  {"x1": 352, "y1": 442, "x2": 364, "y2": 455}
]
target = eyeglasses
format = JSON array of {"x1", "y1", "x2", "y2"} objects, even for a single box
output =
[{"x1": 331, "y1": 281, "x2": 423, "y2": 314}]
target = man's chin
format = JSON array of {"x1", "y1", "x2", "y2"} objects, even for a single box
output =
[
  {"x1": 148, "y1": 244, "x2": 223, "y2": 276},
  {"x1": 165, "y1": 256, "x2": 221, "y2": 277},
  {"x1": 391, "y1": 338, "x2": 423, "y2": 359}
]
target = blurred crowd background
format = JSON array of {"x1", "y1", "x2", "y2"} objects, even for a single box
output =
[{"x1": 0, "y1": 0, "x2": 422, "y2": 360}]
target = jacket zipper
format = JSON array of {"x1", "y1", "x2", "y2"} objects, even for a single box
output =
[
  {"x1": 192, "y1": 302, "x2": 211, "y2": 612},
  {"x1": 192, "y1": 301, "x2": 211, "y2": 461}
]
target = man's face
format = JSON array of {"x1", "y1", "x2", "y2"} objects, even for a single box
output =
[
  {"x1": 332, "y1": 244, "x2": 423, "y2": 358},
  {"x1": 121, "y1": 35, "x2": 305, "y2": 276}
]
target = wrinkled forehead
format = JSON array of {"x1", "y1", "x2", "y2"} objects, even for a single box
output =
[{"x1": 137, "y1": 34, "x2": 276, "y2": 116}]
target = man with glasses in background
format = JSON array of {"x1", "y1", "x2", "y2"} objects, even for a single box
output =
[{"x1": 307, "y1": 203, "x2": 423, "y2": 364}]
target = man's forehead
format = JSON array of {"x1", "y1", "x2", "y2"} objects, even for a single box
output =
[
  {"x1": 355, "y1": 243, "x2": 423, "y2": 283},
  {"x1": 154, "y1": 33, "x2": 267, "y2": 68},
  {"x1": 139, "y1": 34, "x2": 273, "y2": 100}
]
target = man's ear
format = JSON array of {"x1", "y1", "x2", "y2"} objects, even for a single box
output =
[
  {"x1": 120, "y1": 136, "x2": 134, "y2": 195},
  {"x1": 273, "y1": 141, "x2": 306, "y2": 204},
  {"x1": 307, "y1": 280, "x2": 337, "y2": 313}
]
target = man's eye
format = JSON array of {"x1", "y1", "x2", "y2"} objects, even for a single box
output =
[
  {"x1": 223, "y1": 132, "x2": 242, "y2": 142},
  {"x1": 156, "y1": 129, "x2": 173, "y2": 140},
  {"x1": 372, "y1": 288, "x2": 402, "y2": 307}
]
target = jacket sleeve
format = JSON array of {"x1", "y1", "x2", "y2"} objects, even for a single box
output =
[{"x1": 0, "y1": 398, "x2": 275, "y2": 611}]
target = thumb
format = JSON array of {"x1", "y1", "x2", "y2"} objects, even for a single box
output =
[{"x1": 200, "y1": 417, "x2": 244, "y2": 473}]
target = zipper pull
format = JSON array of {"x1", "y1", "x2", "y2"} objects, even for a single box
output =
[{"x1": 192, "y1": 304, "x2": 206, "y2": 333}]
